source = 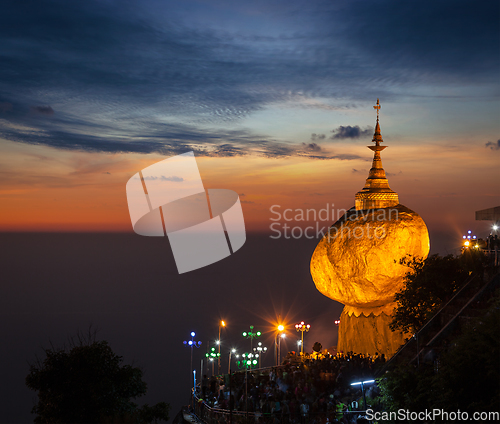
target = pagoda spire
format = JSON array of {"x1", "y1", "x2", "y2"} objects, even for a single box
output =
[{"x1": 354, "y1": 99, "x2": 399, "y2": 210}]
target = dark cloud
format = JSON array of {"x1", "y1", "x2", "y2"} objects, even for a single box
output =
[
  {"x1": 302, "y1": 142, "x2": 321, "y2": 152},
  {"x1": 331, "y1": 126, "x2": 372, "y2": 140},
  {"x1": 311, "y1": 133, "x2": 326, "y2": 141},
  {"x1": 30, "y1": 105, "x2": 55, "y2": 115},
  {"x1": 485, "y1": 140, "x2": 500, "y2": 151}
]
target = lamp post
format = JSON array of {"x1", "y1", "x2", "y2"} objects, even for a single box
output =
[
  {"x1": 277, "y1": 333, "x2": 285, "y2": 365},
  {"x1": 253, "y1": 342, "x2": 267, "y2": 368},
  {"x1": 242, "y1": 325, "x2": 261, "y2": 351},
  {"x1": 295, "y1": 321, "x2": 310, "y2": 355},
  {"x1": 206, "y1": 346, "x2": 220, "y2": 377},
  {"x1": 350, "y1": 379, "x2": 375, "y2": 411},
  {"x1": 183, "y1": 332, "x2": 202, "y2": 405},
  {"x1": 228, "y1": 348, "x2": 236, "y2": 374},
  {"x1": 218, "y1": 320, "x2": 225, "y2": 375},
  {"x1": 275, "y1": 324, "x2": 284, "y2": 366},
  {"x1": 236, "y1": 352, "x2": 258, "y2": 420}
]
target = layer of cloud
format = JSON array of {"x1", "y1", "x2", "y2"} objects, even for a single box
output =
[{"x1": 0, "y1": 116, "x2": 362, "y2": 160}]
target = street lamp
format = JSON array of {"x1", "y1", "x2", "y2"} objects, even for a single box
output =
[
  {"x1": 253, "y1": 342, "x2": 268, "y2": 368},
  {"x1": 183, "y1": 332, "x2": 202, "y2": 405},
  {"x1": 275, "y1": 324, "x2": 285, "y2": 366},
  {"x1": 206, "y1": 346, "x2": 220, "y2": 376},
  {"x1": 462, "y1": 230, "x2": 478, "y2": 249},
  {"x1": 242, "y1": 325, "x2": 261, "y2": 351},
  {"x1": 295, "y1": 321, "x2": 310, "y2": 355},
  {"x1": 218, "y1": 320, "x2": 225, "y2": 375},
  {"x1": 350, "y1": 379, "x2": 375, "y2": 411},
  {"x1": 237, "y1": 352, "x2": 259, "y2": 369}
]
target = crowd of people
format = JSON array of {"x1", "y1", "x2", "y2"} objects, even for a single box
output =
[{"x1": 195, "y1": 352, "x2": 386, "y2": 423}]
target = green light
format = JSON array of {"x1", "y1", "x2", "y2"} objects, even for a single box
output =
[
  {"x1": 246, "y1": 360, "x2": 251, "y2": 365},
  {"x1": 242, "y1": 332, "x2": 247, "y2": 337},
  {"x1": 253, "y1": 360, "x2": 257, "y2": 365},
  {"x1": 257, "y1": 332, "x2": 261, "y2": 336}
]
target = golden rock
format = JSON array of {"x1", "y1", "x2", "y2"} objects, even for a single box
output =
[{"x1": 310, "y1": 204, "x2": 430, "y2": 308}]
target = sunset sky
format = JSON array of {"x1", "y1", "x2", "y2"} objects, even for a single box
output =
[{"x1": 0, "y1": 0, "x2": 499, "y2": 245}]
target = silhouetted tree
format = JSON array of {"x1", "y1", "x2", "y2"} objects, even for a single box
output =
[
  {"x1": 390, "y1": 251, "x2": 487, "y2": 334},
  {"x1": 26, "y1": 331, "x2": 169, "y2": 424}
]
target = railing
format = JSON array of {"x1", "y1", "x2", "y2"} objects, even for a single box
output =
[{"x1": 193, "y1": 397, "x2": 367, "y2": 424}]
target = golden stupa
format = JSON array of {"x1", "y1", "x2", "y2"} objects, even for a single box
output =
[{"x1": 310, "y1": 100, "x2": 430, "y2": 357}]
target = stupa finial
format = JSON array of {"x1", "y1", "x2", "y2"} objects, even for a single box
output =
[
  {"x1": 372, "y1": 99, "x2": 383, "y2": 147},
  {"x1": 354, "y1": 99, "x2": 398, "y2": 210}
]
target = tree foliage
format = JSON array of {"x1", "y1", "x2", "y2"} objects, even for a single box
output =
[
  {"x1": 390, "y1": 250, "x2": 487, "y2": 334},
  {"x1": 26, "y1": 334, "x2": 169, "y2": 424}
]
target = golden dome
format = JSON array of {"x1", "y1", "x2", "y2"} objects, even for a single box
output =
[{"x1": 310, "y1": 204, "x2": 430, "y2": 308}]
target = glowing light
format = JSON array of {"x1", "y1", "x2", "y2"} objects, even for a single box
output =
[
  {"x1": 493, "y1": 225, "x2": 498, "y2": 231},
  {"x1": 242, "y1": 332, "x2": 247, "y2": 337},
  {"x1": 464, "y1": 241, "x2": 470, "y2": 247},
  {"x1": 351, "y1": 380, "x2": 375, "y2": 386},
  {"x1": 277, "y1": 324, "x2": 284, "y2": 332},
  {"x1": 191, "y1": 332, "x2": 195, "y2": 337},
  {"x1": 221, "y1": 320, "x2": 226, "y2": 327}
]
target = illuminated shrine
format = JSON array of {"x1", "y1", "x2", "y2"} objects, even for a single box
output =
[{"x1": 310, "y1": 100, "x2": 430, "y2": 357}]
